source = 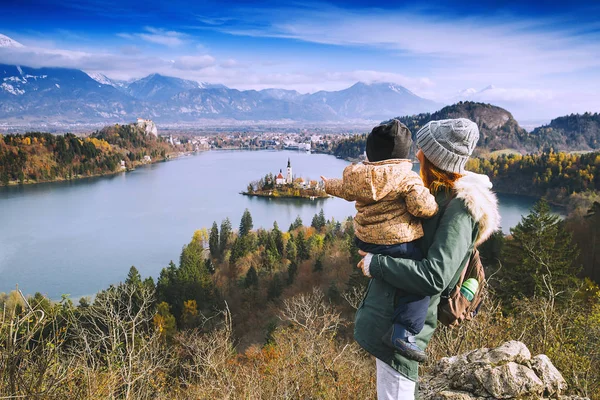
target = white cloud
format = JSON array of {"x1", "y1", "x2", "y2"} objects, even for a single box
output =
[
  {"x1": 218, "y1": 6, "x2": 600, "y2": 93},
  {"x1": 119, "y1": 27, "x2": 187, "y2": 47},
  {"x1": 172, "y1": 55, "x2": 216, "y2": 70},
  {"x1": 220, "y1": 58, "x2": 241, "y2": 69}
]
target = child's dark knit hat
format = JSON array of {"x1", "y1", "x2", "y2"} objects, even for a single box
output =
[{"x1": 366, "y1": 119, "x2": 412, "y2": 162}]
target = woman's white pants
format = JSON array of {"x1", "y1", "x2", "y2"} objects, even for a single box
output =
[{"x1": 376, "y1": 358, "x2": 416, "y2": 400}]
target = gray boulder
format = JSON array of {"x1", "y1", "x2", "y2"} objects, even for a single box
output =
[{"x1": 419, "y1": 341, "x2": 587, "y2": 400}]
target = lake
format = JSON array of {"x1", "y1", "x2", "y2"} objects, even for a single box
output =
[{"x1": 0, "y1": 150, "x2": 541, "y2": 299}]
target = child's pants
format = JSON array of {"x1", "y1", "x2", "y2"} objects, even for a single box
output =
[{"x1": 355, "y1": 237, "x2": 430, "y2": 335}]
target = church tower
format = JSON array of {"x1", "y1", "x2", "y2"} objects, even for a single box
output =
[{"x1": 286, "y1": 158, "x2": 292, "y2": 184}]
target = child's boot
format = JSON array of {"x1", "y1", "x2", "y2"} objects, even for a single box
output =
[{"x1": 382, "y1": 324, "x2": 427, "y2": 363}]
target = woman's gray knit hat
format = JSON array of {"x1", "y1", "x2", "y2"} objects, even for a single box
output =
[{"x1": 416, "y1": 118, "x2": 479, "y2": 174}]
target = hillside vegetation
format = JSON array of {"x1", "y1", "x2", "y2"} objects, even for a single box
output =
[
  {"x1": 530, "y1": 112, "x2": 600, "y2": 151},
  {"x1": 332, "y1": 103, "x2": 600, "y2": 160},
  {"x1": 0, "y1": 124, "x2": 173, "y2": 185},
  {"x1": 466, "y1": 150, "x2": 600, "y2": 212},
  {"x1": 1, "y1": 205, "x2": 599, "y2": 399}
]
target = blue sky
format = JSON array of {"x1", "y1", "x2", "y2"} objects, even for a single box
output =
[{"x1": 1, "y1": 0, "x2": 599, "y2": 120}]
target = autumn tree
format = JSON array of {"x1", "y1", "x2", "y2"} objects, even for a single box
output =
[{"x1": 154, "y1": 301, "x2": 177, "y2": 341}]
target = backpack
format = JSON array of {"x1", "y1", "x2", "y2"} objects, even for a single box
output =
[
  {"x1": 435, "y1": 195, "x2": 487, "y2": 327},
  {"x1": 437, "y1": 248, "x2": 486, "y2": 327}
]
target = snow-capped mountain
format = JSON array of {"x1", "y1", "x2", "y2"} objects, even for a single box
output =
[
  {"x1": 0, "y1": 63, "x2": 442, "y2": 123},
  {"x1": 0, "y1": 64, "x2": 151, "y2": 122},
  {"x1": 86, "y1": 72, "x2": 129, "y2": 89},
  {"x1": 125, "y1": 73, "x2": 203, "y2": 101},
  {"x1": 306, "y1": 82, "x2": 441, "y2": 119},
  {"x1": 0, "y1": 34, "x2": 24, "y2": 48}
]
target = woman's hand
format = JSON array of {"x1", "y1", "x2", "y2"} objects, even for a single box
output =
[{"x1": 357, "y1": 250, "x2": 372, "y2": 277}]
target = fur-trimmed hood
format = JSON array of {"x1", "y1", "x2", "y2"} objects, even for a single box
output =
[{"x1": 454, "y1": 171, "x2": 501, "y2": 246}]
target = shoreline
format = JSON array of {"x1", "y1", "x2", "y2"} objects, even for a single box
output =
[
  {"x1": 0, "y1": 147, "x2": 586, "y2": 210},
  {"x1": 0, "y1": 151, "x2": 193, "y2": 187},
  {"x1": 241, "y1": 191, "x2": 330, "y2": 200}
]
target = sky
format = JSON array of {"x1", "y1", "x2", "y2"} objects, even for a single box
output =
[{"x1": 0, "y1": 0, "x2": 599, "y2": 120}]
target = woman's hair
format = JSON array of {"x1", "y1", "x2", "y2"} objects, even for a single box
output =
[{"x1": 420, "y1": 153, "x2": 463, "y2": 194}]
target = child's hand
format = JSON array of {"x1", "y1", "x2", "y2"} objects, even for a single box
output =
[{"x1": 320, "y1": 176, "x2": 328, "y2": 183}]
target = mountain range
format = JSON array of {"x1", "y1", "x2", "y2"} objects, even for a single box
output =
[{"x1": 0, "y1": 62, "x2": 441, "y2": 124}]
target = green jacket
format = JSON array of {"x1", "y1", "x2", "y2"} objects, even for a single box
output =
[{"x1": 353, "y1": 172, "x2": 500, "y2": 381}]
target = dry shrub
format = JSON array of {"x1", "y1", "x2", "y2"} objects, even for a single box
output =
[{"x1": 175, "y1": 289, "x2": 375, "y2": 399}]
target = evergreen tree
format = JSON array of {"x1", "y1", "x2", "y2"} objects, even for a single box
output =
[
  {"x1": 327, "y1": 281, "x2": 340, "y2": 302},
  {"x1": 296, "y1": 230, "x2": 309, "y2": 261},
  {"x1": 244, "y1": 266, "x2": 259, "y2": 288},
  {"x1": 143, "y1": 276, "x2": 155, "y2": 291},
  {"x1": 318, "y1": 209, "x2": 326, "y2": 229},
  {"x1": 205, "y1": 258, "x2": 215, "y2": 274},
  {"x1": 502, "y1": 199, "x2": 581, "y2": 303},
  {"x1": 125, "y1": 266, "x2": 142, "y2": 287},
  {"x1": 219, "y1": 218, "x2": 232, "y2": 258},
  {"x1": 266, "y1": 232, "x2": 278, "y2": 256},
  {"x1": 267, "y1": 274, "x2": 284, "y2": 300},
  {"x1": 583, "y1": 202, "x2": 600, "y2": 282},
  {"x1": 157, "y1": 261, "x2": 179, "y2": 306},
  {"x1": 311, "y1": 209, "x2": 326, "y2": 231},
  {"x1": 239, "y1": 209, "x2": 254, "y2": 237},
  {"x1": 311, "y1": 214, "x2": 320, "y2": 230},
  {"x1": 313, "y1": 255, "x2": 324, "y2": 272},
  {"x1": 289, "y1": 215, "x2": 303, "y2": 232},
  {"x1": 209, "y1": 221, "x2": 219, "y2": 258},
  {"x1": 286, "y1": 237, "x2": 297, "y2": 262},
  {"x1": 287, "y1": 261, "x2": 298, "y2": 285},
  {"x1": 272, "y1": 222, "x2": 284, "y2": 256}
]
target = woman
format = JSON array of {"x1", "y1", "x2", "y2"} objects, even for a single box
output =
[{"x1": 354, "y1": 118, "x2": 500, "y2": 399}]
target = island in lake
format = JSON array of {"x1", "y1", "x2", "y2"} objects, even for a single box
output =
[{"x1": 242, "y1": 158, "x2": 329, "y2": 199}]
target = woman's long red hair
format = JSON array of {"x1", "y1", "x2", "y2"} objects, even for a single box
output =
[{"x1": 419, "y1": 153, "x2": 463, "y2": 194}]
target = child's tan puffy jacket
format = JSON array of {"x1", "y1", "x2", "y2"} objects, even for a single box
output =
[{"x1": 324, "y1": 159, "x2": 438, "y2": 245}]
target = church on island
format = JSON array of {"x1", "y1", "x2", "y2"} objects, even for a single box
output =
[
  {"x1": 242, "y1": 158, "x2": 328, "y2": 199},
  {"x1": 275, "y1": 158, "x2": 293, "y2": 185}
]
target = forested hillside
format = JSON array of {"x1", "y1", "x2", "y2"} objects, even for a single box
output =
[
  {"x1": 330, "y1": 104, "x2": 600, "y2": 160},
  {"x1": 466, "y1": 150, "x2": 600, "y2": 212},
  {"x1": 530, "y1": 112, "x2": 600, "y2": 151},
  {"x1": 1, "y1": 205, "x2": 599, "y2": 399},
  {"x1": 0, "y1": 124, "x2": 173, "y2": 185}
]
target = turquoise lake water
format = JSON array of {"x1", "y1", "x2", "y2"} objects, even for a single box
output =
[{"x1": 0, "y1": 150, "x2": 541, "y2": 299}]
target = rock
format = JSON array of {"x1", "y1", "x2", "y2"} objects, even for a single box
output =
[
  {"x1": 135, "y1": 118, "x2": 158, "y2": 136},
  {"x1": 419, "y1": 341, "x2": 587, "y2": 400},
  {"x1": 471, "y1": 362, "x2": 544, "y2": 398},
  {"x1": 479, "y1": 341, "x2": 531, "y2": 365},
  {"x1": 431, "y1": 390, "x2": 480, "y2": 400},
  {"x1": 531, "y1": 354, "x2": 568, "y2": 396}
]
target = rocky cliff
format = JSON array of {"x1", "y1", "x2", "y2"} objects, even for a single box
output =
[{"x1": 395, "y1": 102, "x2": 531, "y2": 153}]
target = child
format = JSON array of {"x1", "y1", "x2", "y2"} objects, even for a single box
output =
[{"x1": 321, "y1": 119, "x2": 438, "y2": 363}]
